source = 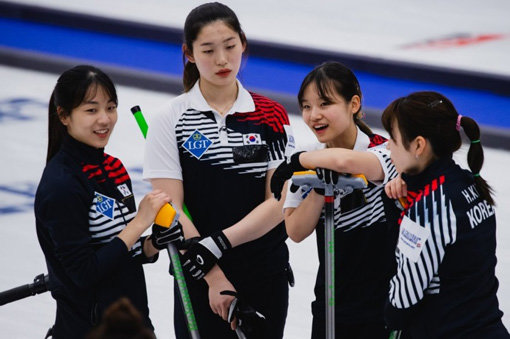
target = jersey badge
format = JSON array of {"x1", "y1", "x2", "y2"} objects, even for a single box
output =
[
  {"x1": 182, "y1": 129, "x2": 213, "y2": 159},
  {"x1": 117, "y1": 183, "x2": 132, "y2": 198},
  {"x1": 397, "y1": 216, "x2": 430, "y2": 262},
  {"x1": 243, "y1": 133, "x2": 262, "y2": 145},
  {"x1": 95, "y1": 192, "x2": 116, "y2": 220},
  {"x1": 283, "y1": 125, "x2": 296, "y2": 157}
]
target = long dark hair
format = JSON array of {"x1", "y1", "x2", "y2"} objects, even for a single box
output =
[
  {"x1": 297, "y1": 61, "x2": 372, "y2": 136},
  {"x1": 182, "y1": 2, "x2": 247, "y2": 92},
  {"x1": 47, "y1": 65, "x2": 117, "y2": 163},
  {"x1": 381, "y1": 91, "x2": 494, "y2": 205}
]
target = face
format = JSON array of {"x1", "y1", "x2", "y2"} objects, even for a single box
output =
[
  {"x1": 186, "y1": 20, "x2": 245, "y2": 90},
  {"x1": 386, "y1": 119, "x2": 419, "y2": 174},
  {"x1": 301, "y1": 83, "x2": 359, "y2": 148},
  {"x1": 60, "y1": 85, "x2": 118, "y2": 149}
]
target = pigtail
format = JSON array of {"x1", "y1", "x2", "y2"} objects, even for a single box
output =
[{"x1": 459, "y1": 115, "x2": 495, "y2": 205}]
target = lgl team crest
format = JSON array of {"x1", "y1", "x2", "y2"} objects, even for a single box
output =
[
  {"x1": 182, "y1": 129, "x2": 213, "y2": 159},
  {"x1": 95, "y1": 192, "x2": 115, "y2": 220}
]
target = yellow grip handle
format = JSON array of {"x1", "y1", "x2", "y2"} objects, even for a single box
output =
[{"x1": 154, "y1": 203, "x2": 178, "y2": 228}]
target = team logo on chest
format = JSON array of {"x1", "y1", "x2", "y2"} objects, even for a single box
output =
[
  {"x1": 95, "y1": 192, "x2": 116, "y2": 220},
  {"x1": 243, "y1": 133, "x2": 262, "y2": 145},
  {"x1": 182, "y1": 129, "x2": 213, "y2": 159}
]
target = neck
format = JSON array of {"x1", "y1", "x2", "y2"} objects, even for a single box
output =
[
  {"x1": 199, "y1": 79, "x2": 238, "y2": 116},
  {"x1": 327, "y1": 125, "x2": 358, "y2": 149}
]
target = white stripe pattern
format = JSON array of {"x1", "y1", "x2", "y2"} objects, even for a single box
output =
[{"x1": 389, "y1": 182, "x2": 457, "y2": 308}]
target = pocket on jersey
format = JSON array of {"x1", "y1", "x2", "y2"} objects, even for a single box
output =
[{"x1": 232, "y1": 144, "x2": 269, "y2": 163}]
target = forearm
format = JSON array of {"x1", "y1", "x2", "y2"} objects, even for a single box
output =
[
  {"x1": 299, "y1": 149, "x2": 385, "y2": 181},
  {"x1": 117, "y1": 216, "x2": 149, "y2": 250},
  {"x1": 223, "y1": 196, "x2": 284, "y2": 248},
  {"x1": 285, "y1": 191, "x2": 324, "y2": 242}
]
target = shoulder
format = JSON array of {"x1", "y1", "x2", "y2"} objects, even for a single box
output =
[
  {"x1": 250, "y1": 92, "x2": 288, "y2": 117},
  {"x1": 152, "y1": 92, "x2": 194, "y2": 124}
]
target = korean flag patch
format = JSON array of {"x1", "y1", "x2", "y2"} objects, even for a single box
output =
[
  {"x1": 243, "y1": 133, "x2": 262, "y2": 145},
  {"x1": 95, "y1": 192, "x2": 116, "y2": 220}
]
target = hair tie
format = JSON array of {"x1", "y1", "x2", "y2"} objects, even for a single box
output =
[
  {"x1": 473, "y1": 173, "x2": 480, "y2": 177},
  {"x1": 456, "y1": 115, "x2": 463, "y2": 131},
  {"x1": 471, "y1": 139, "x2": 480, "y2": 144}
]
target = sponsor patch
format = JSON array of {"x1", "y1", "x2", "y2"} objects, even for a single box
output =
[
  {"x1": 95, "y1": 192, "x2": 116, "y2": 220},
  {"x1": 117, "y1": 183, "x2": 132, "y2": 197},
  {"x1": 243, "y1": 133, "x2": 262, "y2": 145},
  {"x1": 283, "y1": 125, "x2": 296, "y2": 157},
  {"x1": 182, "y1": 129, "x2": 213, "y2": 159},
  {"x1": 397, "y1": 216, "x2": 430, "y2": 262}
]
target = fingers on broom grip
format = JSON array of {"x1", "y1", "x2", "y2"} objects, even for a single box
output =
[{"x1": 155, "y1": 203, "x2": 179, "y2": 229}]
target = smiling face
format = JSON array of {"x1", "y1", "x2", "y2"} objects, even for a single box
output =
[
  {"x1": 59, "y1": 84, "x2": 117, "y2": 149},
  {"x1": 185, "y1": 20, "x2": 245, "y2": 90},
  {"x1": 300, "y1": 82, "x2": 360, "y2": 148}
]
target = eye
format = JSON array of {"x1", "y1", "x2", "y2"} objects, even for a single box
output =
[
  {"x1": 301, "y1": 104, "x2": 310, "y2": 110},
  {"x1": 86, "y1": 108, "x2": 97, "y2": 113},
  {"x1": 320, "y1": 101, "x2": 331, "y2": 107},
  {"x1": 107, "y1": 104, "x2": 117, "y2": 112},
  {"x1": 203, "y1": 49, "x2": 213, "y2": 54},
  {"x1": 226, "y1": 44, "x2": 236, "y2": 50}
]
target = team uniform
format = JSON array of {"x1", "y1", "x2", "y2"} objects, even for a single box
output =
[
  {"x1": 284, "y1": 129, "x2": 398, "y2": 338},
  {"x1": 143, "y1": 80, "x2": 293, "y2": 338},
  {"x1": 385, "y1": 157, "x2": 510, "y2": 338},
  {"x1": 35, "y1": 135, "x2": 156, "y2": 338}
]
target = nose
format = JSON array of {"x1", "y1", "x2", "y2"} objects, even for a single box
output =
[
  {"x1": 97, "y1": 109, "x2": 110, "y2": 124},
  {"x1": 310, "y1": 106, "x2": 322, "y2": 120},
  {"x1": 215, "y1": 50, "x2": 227, "y2": 66}
]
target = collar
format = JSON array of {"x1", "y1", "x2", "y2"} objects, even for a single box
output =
[
  {"x1": 352, "y1": 126, "x2": 370, "y2": 151},
  {"x1": 188, "y1": 79, "x2": 255, "y2": 115},
  {"x1": 61, "y1": 133, "x2": 105, "y2": 165},
  {"x1": 402, "y1": 157, "x2": 455, "y2": 190}
]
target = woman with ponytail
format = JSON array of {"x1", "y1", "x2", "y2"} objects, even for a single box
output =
[
  {"x1": 143, "y1": 3, "x2": 293, "y2": 338},
  {"x1": 382, "y1": 91, "x2": 509, "y2": 338},
  {"x1": 35, "y1": 65, "x2": 182, "y2": 338}
]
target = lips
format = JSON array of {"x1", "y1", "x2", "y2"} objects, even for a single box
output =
[
  {"x1": 216, "y1": 69, "x2": 231, "y2": 77},
  {"x1": 313, "y1": 124, "x2": 328, "y2": 132},
  {"x1": 94, "y1": 128, "x2": 110, "y2": 138}
]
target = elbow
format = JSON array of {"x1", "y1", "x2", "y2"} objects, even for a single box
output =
[{"x1": 286, "y1": 227, "x2": 307, "y2": 243}]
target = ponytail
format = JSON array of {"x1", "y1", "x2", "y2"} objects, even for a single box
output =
[
  {"x1": 46, "y1": 90, "x2": 67, "y2": 163},
  {"x1": 182, "y1": 60, "x2": 200, "y2": 92},
  {"x1": 457, "y1": 115, "x2": 495, "y2": 205},
  {"x1": 354, "y1": 112, "x2": 373, "y2": 136}
]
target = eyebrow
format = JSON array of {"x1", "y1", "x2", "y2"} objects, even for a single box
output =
[{"x1": 199, "y1": 36, "x2": 236, "y2": 47}]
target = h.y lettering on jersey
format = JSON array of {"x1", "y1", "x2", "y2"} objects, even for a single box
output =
[
  {"x1": 390, "y1": 175, "x2": 457, "y2": 309},
  {"x1": 461, "y1": 184, "x2": 495, "y2": 228}
]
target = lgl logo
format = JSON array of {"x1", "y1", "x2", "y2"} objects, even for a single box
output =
[
  {"x1": 95, "y1": 192, "x2": 115, "y2": 220},
  {"x1": 182, "y1": 129, "x2": 213, "y2": 159}
]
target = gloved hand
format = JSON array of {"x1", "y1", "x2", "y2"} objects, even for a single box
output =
[
  {"x1": 313, "y1": 168, "x2": 339, "y2": 195},
  {"x1": 270, "y1": 151, "x2": 306, "y2": 200},
  {"x1": 182, "y1": 231, "x2": 232, "y2": 280},
  {"x1": 223, "y1": 291, "x2": 267, "y2": 339},
  {"x1": 150, "y1": 221, "x2": 185, "y2": 250}
]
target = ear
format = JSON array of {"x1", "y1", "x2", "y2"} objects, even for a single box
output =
[
  {"x1": 350, "y1": 95, "x2": 361, "y2": 114},
  {"x1": 57, "y1": 107, "x2": 69, "y2": 126},
  {"x1": 182, "y1": 44, "x2": 195, "y2": 63},
  {"x1": 413, "y1": 136, "x2": 428, "y2": 157}
]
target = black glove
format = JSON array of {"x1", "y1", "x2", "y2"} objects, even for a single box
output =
[
  {"x1": 313, "y1": 168, "x2": 339, "y2": 195},
  {"x1": 223, "y1": 291, "x2": 267, "y2": 339},
  {"x1": 270, "y1": 151, "x2": 306, "y2": 200},
  {"x1": 181, "y1": 231, "x2": 232, "y2": 280},
  {"x1": 150, "y1": 221, "x2": 185, "y2": 250}
]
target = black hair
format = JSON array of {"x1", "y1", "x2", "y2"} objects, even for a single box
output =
[
  {"x1": 381, "y1": 91, "x2": 494, "y2": 205},
  {"x1": 297, "y1": 61, "x2": 372, "y2": 136},
  {"x1": 47, "y1": 65, "x2": 117, "y2": 163},
  {"x1": 182, "y1": 2, "x2": 247, "y2": 92}
]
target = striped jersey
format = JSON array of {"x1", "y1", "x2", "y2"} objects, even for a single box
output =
[
  {"x1": 35, "y1": 134, "x2": 153, "y2": 338},
  {"x1": 284, "y1": 130, "x2": 399, "y2": 324},
  {"x1": 385, "y1": 157, "x2": 508, "y2": 338},
  {"x1": 143, "y1": 80, "x2": 292, "y2": 282}
]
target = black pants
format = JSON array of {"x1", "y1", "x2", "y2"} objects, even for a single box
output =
[
  {"x1": 174, "y1": 272, "x2": 289, "y2": 339},
  {"x1": 311, "y1": 315, "x2": 389, "y2": 339}
]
